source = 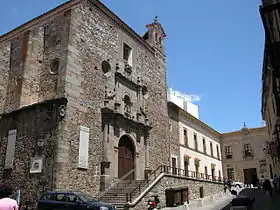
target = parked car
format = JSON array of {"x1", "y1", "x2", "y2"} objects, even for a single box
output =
[
  {"x1": 231, "y1": 181, "x2": 244, "y2": 188},
  {"x1": 37, "y1": 191, "x2": 116, "y2": 210}
]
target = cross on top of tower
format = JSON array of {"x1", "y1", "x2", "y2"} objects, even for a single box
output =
[{"x1": 154, "y1": 16, "x2": 158, "y2": 23}]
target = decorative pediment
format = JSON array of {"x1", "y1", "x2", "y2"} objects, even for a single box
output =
[{"x1": 184, "y1": 154, "x2": 190, "y2": 159}]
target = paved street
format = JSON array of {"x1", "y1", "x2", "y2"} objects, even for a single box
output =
[{"x1": 221, "y1": 188, "x2": 280, "y2": 210}]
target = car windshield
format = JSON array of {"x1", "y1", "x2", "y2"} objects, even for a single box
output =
[{"x1": 76, "y1": 193, "x2": 98, "y2": 203}]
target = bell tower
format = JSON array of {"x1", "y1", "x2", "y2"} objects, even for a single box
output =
[{"x1": 143, "y1": 16, "x2": 166, "y2": 54}]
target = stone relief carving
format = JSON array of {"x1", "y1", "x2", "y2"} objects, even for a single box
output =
[
  {"x1": 58, "y1": 105, "x2": 66, "y2": 118},
  {"x1": 104, "y1": 87, "x2": 116, "y2": 100}
]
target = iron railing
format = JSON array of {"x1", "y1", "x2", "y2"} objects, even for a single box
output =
[
  {"x1": 97, "y1": 169, "x2": 135, "y2": 199},
  {"x1": 126, "y1": 165, "x2": 224, "y2": 203}
]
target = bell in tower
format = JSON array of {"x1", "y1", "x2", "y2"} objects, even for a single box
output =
[{"x1": 143, "y1": 16, "x2": 166, "y2": 54}]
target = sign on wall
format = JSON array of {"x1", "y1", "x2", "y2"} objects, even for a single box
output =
[
  {"x1": 30, "y1": 157, "x2": 43, "y2": 174},
  {"x1": 4, "y1": 129, "x2": 17, "y2": 169},
  {"x1": 78, "y1": 126, "x2": 89, "y2": 169}
]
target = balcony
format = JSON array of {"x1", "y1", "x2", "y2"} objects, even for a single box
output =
[
  {"x1": 243, "y1": 150, "x2": 254, "y2": 160},
  {"x1": 226, "y1": 154, "x2": 232, "y2": 159}
]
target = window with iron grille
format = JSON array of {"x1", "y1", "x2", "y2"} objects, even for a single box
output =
[
  {"x1": 227, "y1": 168, "x2": 234, "y2": 180},
  {"x1": 244, "y1": 144, "x2": 253, "y2": 157},
  {"x1": 225, "y1": 146, "x2": 233, "y2": 159}
]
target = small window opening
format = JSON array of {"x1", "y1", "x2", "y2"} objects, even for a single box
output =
[
  {"x1": 50, "y1": 58, "x2": 59, "y2": 75},
  {"x1": 123, "y1": 43, "x2": 132, "y2": 66},
  {"x1": 101, "y1": 60, "x2": 111, "y2": 76}
]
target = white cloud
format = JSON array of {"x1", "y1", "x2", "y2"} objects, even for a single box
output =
[{"x1": 183, "y1": 94, "x2": 201, "y2": 103}]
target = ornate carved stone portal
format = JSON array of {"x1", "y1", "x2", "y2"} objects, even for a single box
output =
[{"x1": 100, "y1": 60, "x2": 152, "y2": 186}]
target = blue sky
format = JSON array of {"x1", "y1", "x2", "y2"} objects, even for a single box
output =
[{"x1": 0, "y1": 0, "x2": 265, "y2": 133}]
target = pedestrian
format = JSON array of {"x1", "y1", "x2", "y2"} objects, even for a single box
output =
[
  {"x1": 227, "y1": 179, "x2": 232, "y2": 192},
  {"x1": 273, "y1": 174, "x2": 278, "y2": 194},
  {"x1": 0, "y1": 183, "x2": 18, "y2": 210},
  {"x1": 257, "y1": 178, "x2": 262, "y2": 191},
  {"x1": 262, "y1": 177, "x2": 273, "y2": 197}
]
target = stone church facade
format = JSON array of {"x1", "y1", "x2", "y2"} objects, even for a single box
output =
[{"x1": 0, "y1": 0, "x2": 171, "y2": 202}]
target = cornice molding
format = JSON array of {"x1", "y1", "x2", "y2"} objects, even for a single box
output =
[
  {"x1": 168, "y1": 102, "x2": 267, "y2": 139},
  {"x1": 178, "y1": 109, "x2": 220, "y2": 138},
  {"x1": 0, "y1": 0, "x2": 82, "y2": 43},
  {"x1": 179, "y1": 144, "x2": 221, "y2": 162},
  {"x1": 221, "y1": 127, "x2": 267, "y2": 137},
  {"x1": 0, "y1": 0, "x2": 155, "y2": 55}
]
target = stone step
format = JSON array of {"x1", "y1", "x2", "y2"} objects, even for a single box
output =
[
  {"x1": 112, "y1": 203, "x2": 125, "y2": 210},
  {"x1": 100, "y1": 180, "x2": 148, "y2": 209}
]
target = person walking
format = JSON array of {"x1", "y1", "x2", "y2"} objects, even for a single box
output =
[
  {"x1": 263, "y1": 177, "x2": 273, "y2": 197},
  {"x1": 0, "y1": 183, "x2": 18, "y2": 210},
  {"x1": 273, "y1": 174, "x2": 278, "y2": 194},
  {"x1": 227, "y1": 179, "x2": 232, "y2": 192},
  {"x1": 261, "y1": 177, "x2": 273, "y2": 210}
]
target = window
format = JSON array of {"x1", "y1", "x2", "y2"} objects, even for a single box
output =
[
  {"x1": 227, "y1": 168, "x2": 234, "y2": 180},
  {"x1": 194, "y1": 159, "x2": 200, "y2": 178},
  {"x1": 50, "y1": 58, "x2": 59, "y2": 75},
  {"x1": 184, "y1": 160, "x2": 189, "y2": 176},
  {"x1": 216, "y1": 145, "x2": 220, "y2": 159},
  {"x1": 244, "y1": 144, "x2": 253, "y2": 157},
  {"x1": 68, "y1": 194, "x2": 81, "y2": 203},
  {"x1": 205, "y1": 166, "x2": 208, "y2": 179},
  {"x1": 203, "y1": 138, "x2": 206, "y2": 153},
  {"x1": 225, "y1": 146, "x2": 232, "y2": 159},
  {"x1": 183, "y1": 129, "x2": 188, "y2": 146},
  {"x1": 172, "y1": 157, "x2": 177, "y2": 175},
  {"x1": 40, "y1": 194, "x2": 52, "y2": 201},
  {"x1": 210, "y1": 142, "x2": 213, "y2": 157},
  {"x1": 101, "y1": 60, "x2": 111, "y2": 76},
  {"x1": 123, "y1": 43, "x2": 132, "y2": 66},
  {"x1": 159, "y1": 36, "x2": 162, "y2": 48},
  {"x1": 55, "y1": 194, "x2": 66, "y2": 201},
  {"x1": 194, "y1": 133, "x2": 198, "y2": 150}
]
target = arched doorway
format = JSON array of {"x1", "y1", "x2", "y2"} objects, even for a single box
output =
[{"x1": 118, "y1": 135, "x2": 135, "y2": 180}]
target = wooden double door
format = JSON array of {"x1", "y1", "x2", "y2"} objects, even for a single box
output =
[{"x1": 118, "y1": 135, "x2": 135, "y2": 180}]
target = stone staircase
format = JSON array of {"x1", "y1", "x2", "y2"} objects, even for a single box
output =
[{"x1": 99, "y1": 179, "x2": 147, "y2": 209}]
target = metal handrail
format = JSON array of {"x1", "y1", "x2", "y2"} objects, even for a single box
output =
[
  {"x1": 126, "y1": 165, "x2": 225, "y2": 203},
  {"x1": 97, "y1": 168, "x2": 135, "y2": 199},
  {"x1": 127, "y1": 165, "x2": 163, "y2": 203}
]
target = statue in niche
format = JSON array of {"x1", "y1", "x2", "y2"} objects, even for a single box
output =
[
  {"x1": 123, "y1": 95, "x2": 132, "y2": 118},
  {"x1": 140, "y1": 106, "x2": 147, "y2": 117}
]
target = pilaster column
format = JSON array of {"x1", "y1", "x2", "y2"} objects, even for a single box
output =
[
  {"x1": 103, "y1": 123, "x2": 108, "y2": 160},
  {"x1": 144, "y1": 135, "x2": 151, "y2": 179},
  {"x1": 145, "y1": 136, "x2": 150, "y2": 168}
]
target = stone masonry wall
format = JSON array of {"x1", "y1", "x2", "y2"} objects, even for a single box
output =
[
  {"x1": 0, "y1": 97, "x2": 67, "y2": 208},
  {"x1": 132, "y1": 175, "x2": 224, "y2": 210},
  {"x1": 168, "y1": 103, "x2": 181, "y2": 168},
  {"x1": 0, "y1": 10, "x2": 70, "y2": 114},
  {"x1": 55, "y1": 0, "x2": 170, "y2": 194},
  {"x1": 0, "y1": 42, "x2": 10, "y2": 114}
]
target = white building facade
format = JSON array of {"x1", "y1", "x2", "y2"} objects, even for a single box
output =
[
  {"x1": 167, "y1": 88, "x2": 199, "y2": 119},
  {"x1": 168, "y1": 101, "x2": 223, "y2": 181}
]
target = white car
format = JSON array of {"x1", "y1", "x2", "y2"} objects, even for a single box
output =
[{"x1": 231, "y1": 181, "x2": 244, "y2": 188}]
